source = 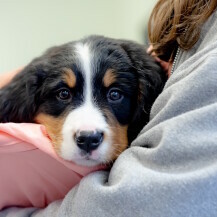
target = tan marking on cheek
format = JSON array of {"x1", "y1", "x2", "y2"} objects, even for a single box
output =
[
  {"x1": 62, "y1": 68, "x2": 76, "y2": 88},
  {"x1": 103, "y1": 69, "x2": 116, "y2": 87},
  {"x1": 110, "y1": 124, "x2": 128, "y2": 161},
  {"x1": 34, "y1": 113, "x2": 66, "y2": 154},
  {"x1": 103, "y1": 109, "x2": 128, "y2": 162}
]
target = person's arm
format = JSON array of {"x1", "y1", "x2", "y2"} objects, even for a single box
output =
[
  {"x1": 0, "y1": 67, "x2": 23, "y2": 88},
  {"x1": 1, "y1": 43, "x2": 217, "y2": 216},
  {"x1": 147, "y1": 45, "x2": 173, "y2": 76}
]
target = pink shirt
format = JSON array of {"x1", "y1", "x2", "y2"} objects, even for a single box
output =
[{"x1": 0, "y1": 123, "x2": 102, "y2": 210}]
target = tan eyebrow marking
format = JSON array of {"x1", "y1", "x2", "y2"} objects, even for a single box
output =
[
  {"x1": 103, "y1": 69, "x2": 116, "y2": 87},
  {"x1": 62, "y1": 68, "x2": 76, "y2": 88}
]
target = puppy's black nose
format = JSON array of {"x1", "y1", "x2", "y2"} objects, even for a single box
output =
[{"x1": 75, "y1": 131, "x2": 104, "y2": 153}]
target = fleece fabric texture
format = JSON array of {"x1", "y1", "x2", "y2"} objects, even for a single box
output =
[{"x1": 1, "y1": 10, "x2": 217, "y2": 217}]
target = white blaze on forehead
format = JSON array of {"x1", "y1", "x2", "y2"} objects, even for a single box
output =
[
  {"x1": 74, "y1": 43, "x2": 92, "y2": 102},
  {"x1": 72, "y1": 42, "x2": 107, "y2": 131},
  {"x1": 60, "y1": 42, "x2": 112, "y2": 165}
]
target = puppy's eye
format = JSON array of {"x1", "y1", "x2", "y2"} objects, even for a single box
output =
[
  {"x1": 107, "y1": 88, "x2": 123, "y2": 102},
  {"x1": 57, "y1": 89, "x2": 71, "y2": 101}
]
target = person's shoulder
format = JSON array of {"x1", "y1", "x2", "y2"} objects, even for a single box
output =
[{"x1": 174, "y1": 10, "x2": 217, "y2": 72}]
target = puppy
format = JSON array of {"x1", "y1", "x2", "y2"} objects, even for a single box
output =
[{"x1": 0, "y1": 36, "x2": 166, "y2": 166}]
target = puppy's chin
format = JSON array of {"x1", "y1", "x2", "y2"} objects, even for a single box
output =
[
  {"x1": 59, "y1": 153, "x2": 106, "y2": 167},
  {"x1": 58, "y1": 140, "x2": 112, "y2": 167},
  {"x1": 71, "y1": 158, "x2": 103, "y2": 167}
]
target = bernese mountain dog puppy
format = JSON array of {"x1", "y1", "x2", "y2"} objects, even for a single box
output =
[{"x1": 0, "y1": 36, "x2": 166, "y2": 166}]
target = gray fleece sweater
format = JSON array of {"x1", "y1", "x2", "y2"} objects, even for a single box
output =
[{"x1": 1, "y1": 10, "x2": 217, "y2": 217}]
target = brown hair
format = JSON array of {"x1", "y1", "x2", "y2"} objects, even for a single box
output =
[{"x1": 148, "y1": 0, "x2": 217, "y2": 61}]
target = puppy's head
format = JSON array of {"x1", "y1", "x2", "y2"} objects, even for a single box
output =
[{"x1": 0, "y1": 36, "x2": 166, "y2": 166}]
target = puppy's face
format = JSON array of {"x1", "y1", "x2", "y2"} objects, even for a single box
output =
[{"x1": 0, "y1": 36, "x2": 166, "y2": 166}]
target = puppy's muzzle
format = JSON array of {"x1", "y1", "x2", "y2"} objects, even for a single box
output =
[{"x1": 75, "y1": 130, "x2": 104, "y2": 153}]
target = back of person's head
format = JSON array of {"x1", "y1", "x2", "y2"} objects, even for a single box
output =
[{"x1": 148, "y1": 0, "x2": 217, "y2": 61}]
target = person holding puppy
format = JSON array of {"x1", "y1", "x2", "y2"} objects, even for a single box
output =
[{"x1": 1, "y1": 0, "x2": 217, "y2": 216}]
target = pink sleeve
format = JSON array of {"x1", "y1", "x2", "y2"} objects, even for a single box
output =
[{"x1": 0, "y1": 123, "x2": 103, "y2": 210}]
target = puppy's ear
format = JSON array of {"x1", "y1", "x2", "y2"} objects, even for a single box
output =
[
  {"x1": 0, "y1": 65, "x2": 45, "y2": 123},
  {"x1": 118, "y1": 40, "x2": 167, "y2": 143}
]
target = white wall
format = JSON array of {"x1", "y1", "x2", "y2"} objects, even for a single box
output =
[{"x1": 0, "y1": 0, "x2": 157, "y2": 73}]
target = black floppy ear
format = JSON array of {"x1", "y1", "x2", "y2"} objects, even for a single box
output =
[
  {"x1": 118, "y1": 40, "x2": 167, "y2": 143},
  {"x1": 0, "y1": 65, "x2": 45, "y2": 123}
]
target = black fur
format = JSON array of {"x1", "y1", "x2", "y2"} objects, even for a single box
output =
[{"x1": 117, "y1": 39, "x2": 167, "y2": 142}]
